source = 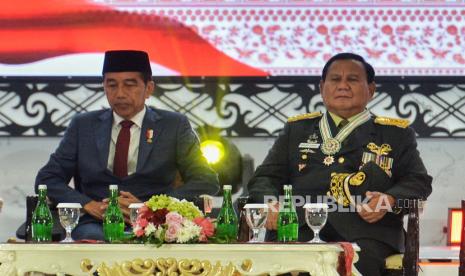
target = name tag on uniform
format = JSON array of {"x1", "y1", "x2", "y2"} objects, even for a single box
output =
[{"x1": 299, "y1": 142, "x2": 320, "y2": 149}]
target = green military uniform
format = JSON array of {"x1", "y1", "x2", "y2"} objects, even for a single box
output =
[{"x1": 248, "y1": 111, "x2": 432, "y2": 252}]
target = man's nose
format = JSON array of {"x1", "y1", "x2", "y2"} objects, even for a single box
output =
[
  {"x1": 337, "y1": 79, "x2": 350, "y2": 90},
  {"x1": 114, "y1": 85, "x2": 126, "y2": 97}
]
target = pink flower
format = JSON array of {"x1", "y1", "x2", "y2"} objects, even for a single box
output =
[
  {"x1": 138, "y1": 218, "x2": 148, "y2": 228},
  {"x1": 165, "y1": 223, "x2": 181, "y2": 242},
  {"x1": 137, "y1": 206, "x2": 154, "y2": 222},
  {"x1": 193, "y1": 217, "x2": 215, "y2": 241},
  {"x1": 165, "y1": 212, "x2": 183, "y2": 225},
  {"x1": 134, "y1": 226, "x2": 145, "y2": 237}
]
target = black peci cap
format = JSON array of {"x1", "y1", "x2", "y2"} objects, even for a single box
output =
[{"x1": 102, "y1": 50, "x2": 152, "y2": 75}]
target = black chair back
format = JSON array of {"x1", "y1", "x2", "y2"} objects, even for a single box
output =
[
  {"x1": 403, "y1": 199, "x2": 420, "y2": 276},
  {"x1": 16, "y1": 195, "x2": 65, "y2": 241},
  {"x1": 459, "y1": 200, "x2": 465, "y2": 276}
]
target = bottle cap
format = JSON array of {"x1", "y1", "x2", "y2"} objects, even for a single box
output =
[
  {"x1": 243, "y1": 203, "x2": 268, "y2": 209},
  {"x1": 38, "y1": 184, "x2": 47, "y2": 190},
  {"x1": 109, "y1": 184, "x2": 118, "y2": 190},
  {"x1": 223, "y1": 185, "x2": 232, "y2": 190},
  {"x1": 57, "y1": 203, "x2": 82, "y2": 208},
  {"x1": 128, "y1": 203, "x2": 144, "y2": 209},
  {"x1": 303, "y1": 203, "x2": 329, "y2": 209}
]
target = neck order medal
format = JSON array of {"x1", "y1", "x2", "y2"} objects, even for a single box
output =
[{"x1": 319, "y1": 111, "x2": 371, "y2": 165}]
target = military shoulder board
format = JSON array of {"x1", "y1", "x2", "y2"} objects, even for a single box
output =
[
  {"x1": 374, "y1": 116, "x2": 410, "y2": 128},
  {"x1": 287, "y1": 112, "x2": 322, "y2": 123}
]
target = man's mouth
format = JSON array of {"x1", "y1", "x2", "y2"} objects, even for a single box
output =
[{"x1": 114, "y1": 103, "x2": 130, "y2": 108}]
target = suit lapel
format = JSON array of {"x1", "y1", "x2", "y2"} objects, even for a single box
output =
[
  {"x1": 95, "y1": 110, "x2": 113, "y2": 172},
  {"x1": 136, "y1": 107, "x2": 163, "y2": 172}
]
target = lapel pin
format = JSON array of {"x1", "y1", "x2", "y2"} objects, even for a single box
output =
[{"x1": 146, "y1": 129, "x2": 153, "y2": 143}]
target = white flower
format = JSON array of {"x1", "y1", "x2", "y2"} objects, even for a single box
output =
[
  {"x1": 176, "y1": 220, "x2": 202, "y2": 243},
  {"x1": 144, "y1": 223, "x2": 157, "y2": 236},
  {"x1": 154, "y1": 226, "x2": 164, "y2": 239}
]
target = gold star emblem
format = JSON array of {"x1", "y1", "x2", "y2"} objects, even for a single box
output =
[{"x1": 323, "y1": 156, "x2": 335, "y2": 166}]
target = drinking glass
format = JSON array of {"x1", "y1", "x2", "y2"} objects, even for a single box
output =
[
  {"x1": 129, "y1": 203, "x2": 144, "y2": 227},
  {"x1": 57, "y1": 203, "x2": 81, "y2": 243},
  {"x1": 303, "y1": 203, "x2": 328, "y2": 243},
  {"x1": 243, "y1": 203, "x2": 268, "y2": 243}
]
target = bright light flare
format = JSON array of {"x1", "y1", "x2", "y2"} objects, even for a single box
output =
[{"x1": 200, "y1": 140, "x2": 225, "y2": 164}]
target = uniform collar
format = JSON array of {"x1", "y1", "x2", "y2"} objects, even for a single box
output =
[{"x1": 328, "y1": 110, "x2": 366, "y2": 127}]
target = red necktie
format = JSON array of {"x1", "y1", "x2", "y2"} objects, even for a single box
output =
[{"x1": 113, "y1": 120, "x2": 134, "y2": 178}]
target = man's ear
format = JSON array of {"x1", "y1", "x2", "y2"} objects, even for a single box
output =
[
  {"x1": 145, "y1": 81, "x2": 155, "y2": 99},
  {"x1": 368, "y1": 82, "x2": 376, "y2": 98},
  {"x1": 319, "y1": 80, "x2": 324, "y2": 95}
]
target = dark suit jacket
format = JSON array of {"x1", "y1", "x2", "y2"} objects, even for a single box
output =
[
  {"x1": 36, "y1": 107, "x2": 219, "y2": 222},
  {"x1": 248, "y1": 113, "x2": 432, "y2": 251}
]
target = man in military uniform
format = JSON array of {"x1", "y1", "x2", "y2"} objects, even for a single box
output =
[{"x1": 247, "y1": 53, "x2": 432, "y2": 275}]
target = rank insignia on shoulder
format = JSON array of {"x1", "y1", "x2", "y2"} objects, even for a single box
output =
[
  {"x1": 374, "y1": 116, "x2": 410, "y2": 128},
  {"x1": 287, "y1": 111, "x2": 322, "y2": 123}
]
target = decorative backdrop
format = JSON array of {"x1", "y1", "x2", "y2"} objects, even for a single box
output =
[
  {"x1": 1, "y1": 76, "x2": 464, "y2": 138},
  {"x1": 2, "y1": 1, "x2": 465, "y2": 76}
]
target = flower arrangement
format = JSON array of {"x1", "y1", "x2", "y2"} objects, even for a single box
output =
[{"x1": 132, "y1": 194, "x2": 215, "y2": 245}]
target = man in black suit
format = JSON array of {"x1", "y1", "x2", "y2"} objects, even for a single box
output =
[
  {"x1": 248, "y1": 53, "x2": 432, "y2": 275},
  {"x1": 36, "y1": 50, "x2": 219, "y2": 240}
]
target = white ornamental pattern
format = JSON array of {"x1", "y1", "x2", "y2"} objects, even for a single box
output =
[{"x1": 1, "y1": 77, "x2": 465, "y2": 137}]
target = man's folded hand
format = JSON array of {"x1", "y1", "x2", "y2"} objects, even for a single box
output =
[
  {"x1": 83, "y1": 200, "x2": 107, "y2": 221},
  {"x1": 357, "y1": 191, "x2": 395, "y2": 223}
]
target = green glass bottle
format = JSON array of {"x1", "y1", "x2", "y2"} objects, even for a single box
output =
[
  {"x1": 103, "y1": 185, "x2": 124, "y2": 243},
  {"x1": 216, "y1": 185, "x2": 238, "y2": 242},
  {"x1": 277, "y1": 185, "x2": 299, "y2": 242},
  {"x1": 31, "y1": 184, "x2": 53, "y2": 242}
]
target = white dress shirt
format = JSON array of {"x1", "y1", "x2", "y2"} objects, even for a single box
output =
[{"x1": 107, "y1": 107, "x2": 146, "y2": 176}]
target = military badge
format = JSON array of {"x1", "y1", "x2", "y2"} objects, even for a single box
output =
[
  {"x1": 298, "y1": 164, "x2": 307, "y2": 171},
  {"x1": 367, "y1": 142, "x2": 392, "y2": 155},
  {"x1": 362, "y1": 142, "x2": 394, "y2": 176},
  {"x1": 299, "y1": 148, "x2": 315, "y2": 154},
  {"x1": 299, "y1": 142, "x2": 319, "y2": 149},
  {"x1": 323, "y1": 155, "x2": 335, "y2": 166},
  {"x1": 321, "y1": 137, "x2": 341, "y2": 156},
  {"x1": 319, "y1": 111, "x2": 371, "y2": 165},
  {"x1": 307, "y1": 133, "x2": 319, "y2": 144}
]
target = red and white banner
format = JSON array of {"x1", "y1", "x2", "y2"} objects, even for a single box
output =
[{"x1": 1, "y1": 0, "x2": 464, "y2": 76}]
